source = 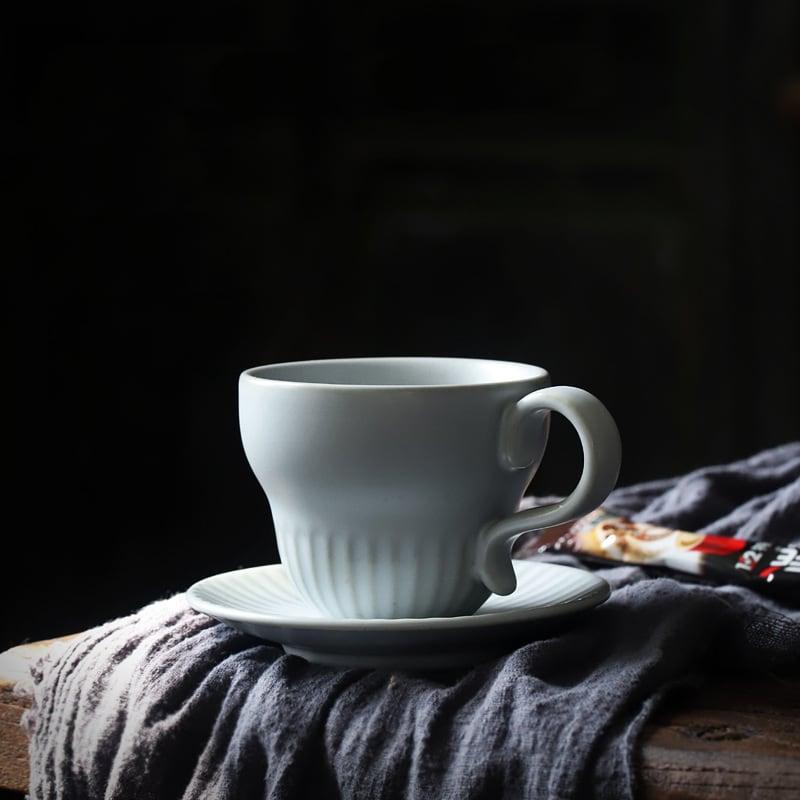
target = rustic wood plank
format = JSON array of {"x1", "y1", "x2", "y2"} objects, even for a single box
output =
[
  {"x1": 0, "y1": 685, "x2": 31, "y2": 794},
  {"x1": 0, "y1": 638, "x2": 77, "y2": 793},
  {"x1": 0, "y1": 639, "x2": 798, "y2": 797},
  {"x1": 639, "y1": 678, "x2": 800, "y2": 800}
]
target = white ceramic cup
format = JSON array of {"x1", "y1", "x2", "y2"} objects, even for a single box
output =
[{"x1": 239, "y1": 357, "x2": 621, "y2": 619}]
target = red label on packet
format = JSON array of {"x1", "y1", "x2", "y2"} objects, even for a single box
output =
[{"x1": 524, "y1": 509, "x2": 799, "y2": 603}]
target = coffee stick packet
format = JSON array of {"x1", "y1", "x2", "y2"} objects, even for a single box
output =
[{"x1": 522, "y1": 508, "x2": 800, "y2": 604}]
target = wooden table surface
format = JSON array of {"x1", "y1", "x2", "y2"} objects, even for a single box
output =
[{"x1": 1, "y1": 638, "x2": 798, "y2": 799}]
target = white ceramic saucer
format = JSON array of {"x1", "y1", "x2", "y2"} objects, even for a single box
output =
[{"x1": 187, "y1": 560, "x2": 609, "y2": 670}]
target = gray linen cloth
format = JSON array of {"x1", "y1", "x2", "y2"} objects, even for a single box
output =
[{"x1": 25, "y1": 444, "x2": 800, "y2": 800}]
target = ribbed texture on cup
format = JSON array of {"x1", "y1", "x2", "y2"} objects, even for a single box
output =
[{"x1": 274, "y1": 517, "x2": 485, "y2": 619}]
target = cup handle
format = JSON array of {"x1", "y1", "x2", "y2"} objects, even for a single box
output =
[{"x1": 475, "y1": 386, "x2": 622, "y2": 596}]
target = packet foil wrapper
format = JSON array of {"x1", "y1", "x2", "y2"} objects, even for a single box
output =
[{"x1": 526, "y1": 508, "x2": 800, "y2": 603}]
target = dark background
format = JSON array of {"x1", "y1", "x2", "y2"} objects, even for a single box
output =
[{"x1": 6, "y1": 0, "x2": 799, "y2": 649}]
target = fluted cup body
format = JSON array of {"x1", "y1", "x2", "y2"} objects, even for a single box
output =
[{"x1": 239, "y1": 358, "x2": 551, "y2": 619}]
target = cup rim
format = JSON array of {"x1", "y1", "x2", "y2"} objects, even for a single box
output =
[{"x1": 240, "y1": 356, "x2": 549, "y2": 391}]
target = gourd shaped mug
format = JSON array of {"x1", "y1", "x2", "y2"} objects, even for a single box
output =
[{"x1": 239, "y1": 357, "x2": 621, "y2": 619}]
